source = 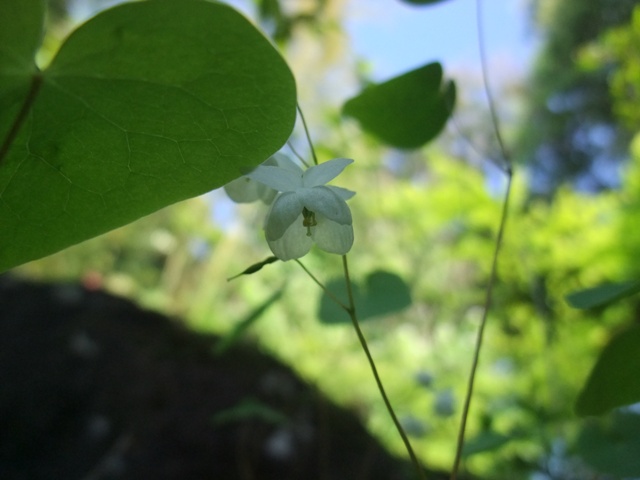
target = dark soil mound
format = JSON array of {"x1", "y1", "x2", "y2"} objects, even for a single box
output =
[{"x1": 0, "y1": 276, "x2": 448, "y2": 480}]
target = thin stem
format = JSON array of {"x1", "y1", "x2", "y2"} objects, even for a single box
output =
[
  {"x1": 475, "y1": 0, "x2": 510, "y2": 171},
  {"x1": 341, "y1": 256, "x2": 427, "y2": 480},
  {"x1": 450, "y1": 173, "x2": 512, "y2": 480},
  {"x1": 297, "y1": 103, "x2": 319, "y2": 165},
  {"x1": 287, "y1": 140, "x2": 311, "y2": 168},
  {"x1": 294, "y1": 259, "x2": 349, "y2": 310},
  {"x1": 0, "y1": 72, "x2": 43, "y2": 166},
  {"x1": 450, "y1": 1, "x2": 513, "y2": 478}
]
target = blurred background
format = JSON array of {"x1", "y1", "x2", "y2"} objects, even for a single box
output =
[{"x1": 13, "y1": 0, "x2": 640, "y2": 478}]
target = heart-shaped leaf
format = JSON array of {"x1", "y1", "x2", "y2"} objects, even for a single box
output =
[
  {"x1": 342, "y1": 62, "x2": 455, "y2": 149},
  {"x1": 0, "y1": 0, "x2": 296, "y2": 272},
  {"x1": 318, "y1": 270, "x2": 412, "y2": 324},
  {"x1": 575, "y1": 324, "x2": 640, "y2": 416}
]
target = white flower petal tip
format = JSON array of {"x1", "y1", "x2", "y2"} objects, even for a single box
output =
[
  {"x1": 253, "y1": 157, "x2": 355, "y2": 260},
  {"x1": 222, "y1": 154, "x2": 297, "y2": 205}
]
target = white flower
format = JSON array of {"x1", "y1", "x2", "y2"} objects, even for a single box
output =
[
  {"x1": 247, "y1": 158, "x2": 355, "y2": 261},
  {"x1": 223, "y1": 153, "x2": 293, "y2": 204}
]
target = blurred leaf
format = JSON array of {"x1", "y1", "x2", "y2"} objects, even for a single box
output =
[
  {"x1": 575, "y1": 324, "x2": 640, "y2": 416},
  {"x1": 342, "y1": 62, "x2": 455, "y2": 149},
  {"x1": 0, "y1": 0, "x2": 296, "y2": 272},
  {"x1": 566, "y1": 280, "x2": 640, "y2": 309},
  {"x1": 577, "y1": 411, "x2": 640, "y2": 477},
  {"x1": 399, "y1": 0, "x2": 451, "y2": 5},
  {"x1": 318, "y1": 270, "x2": 412, "y2": 324},
  {"x1": 211, "y1": 397, "x2": 288, "y2": 426},
  {"x1": 215, "y1": 287, "x2": 284, "y2": 355},
  {"x1": 227, "y1": 256, "x2": 279, "y2": 281},
  {"x1": 462, "y1": 430, "x2": 513, "y2": 457}
]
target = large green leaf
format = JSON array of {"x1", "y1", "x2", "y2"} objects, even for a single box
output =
[
  {"x1": 0, "y1": 0, "x2": 45, "y2": 146},
  {"x1": 342, "y1": 62, "x2": 455, "y2": 149},
  {"x1": 577, "y1": 411, "x2": 640, "y2": 477},
  {"x1": 318, "y1": 270, "x2": 412, "y2": 324},
  {"x1": 575, "y1": 324, "x2": 640, "y2": 416},
  {"x1": 566, "y1": 280, "x2": 640, "y2": 309},
  {"x1": 0, "y1": 0, "x2": 296, "y2": 272}
]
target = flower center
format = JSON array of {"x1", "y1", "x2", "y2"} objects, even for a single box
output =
[{"x1": 302, "y1": 207, "x2": 317, "y2": 237}]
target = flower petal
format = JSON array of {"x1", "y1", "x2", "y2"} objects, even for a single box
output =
[
  {"x1": 272, "y1": 152, "x2": 303, "y2": 173},
  {"x1": 223, "y1": 176, "x2": 262, "y2": 203},
  {"x1": 312, "y1": 215, "x2": 354, "y2": 255},
  {"x1": 297, "y1": 186, "x2": 352, "y2": 225},
  {"x1": 267, "y1": 214, "x2": 313, "y2": 260},
  {"x1": 327, "y1": 185, "x2": 356, "y2": 200},
  {"x1": 248, "y1": 164, "x2": 303, "y2": 192},
  {"x1": 264, "y1": 191, "x2": 303, "y2": 241},
  {"x1": 302, "y1": 158, "x2": 354, "y2": 187}
]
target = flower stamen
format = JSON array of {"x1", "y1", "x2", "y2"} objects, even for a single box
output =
[{"x1": 302, "y1": 207, "x2": 317, "y2": 237}]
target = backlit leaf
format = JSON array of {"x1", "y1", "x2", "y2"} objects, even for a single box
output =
[
  {"x1": 318, "y1": 270, "x2": 412, "y2": 324},
  {"x1": 577, "y1": 411, "x2": 640, "y2": 477},
  {"x1": 575, "y1": 324, "x2": 640, "y2": 416},
  {"x1": 0, "y1": 0, "x2": 296, "y2": 271},
  {"x1": 566, "y1": 280, "x2": 640, "y2": 309},
  {"x1": 399, "y1": 0, "x2": 451, "y2": 5},
  {"x1": 342, "y1": 62, "x2": 455, "y2": 149}
]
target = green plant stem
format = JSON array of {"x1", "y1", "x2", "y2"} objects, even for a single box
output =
[
  {"x1": 0, "y1": 71, "x2": 43, "y2": 166},
  {"x1": 450, "y1": 2, "x2": 514, "y2": 478},
  {"x1": 294, "y1": 259, "x2": 349, "y2": 311},
  {"x1": 297, "y1": 103, "x2": 319, "y2": 165},
  {"x1": 341, "y1": 255, "x2": 427, "y2": 480},
  {"x1": 450, "y1": 173, "x2": 513, "y2": 480},
  {"x1": 296, "y1": 257, "x2": 426, "y2": 479}
]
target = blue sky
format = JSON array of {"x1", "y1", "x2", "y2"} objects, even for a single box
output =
[
  {"x1": 73, "y1": 0, "x2": 539, "y2": 85},
  {"x1": 345, "y1": 0, "x2": 538, "y2": 82}
]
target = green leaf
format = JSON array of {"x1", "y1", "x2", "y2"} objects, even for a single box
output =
[
  {"x1": 0, "y1": 0, "x2": 296, "y2": 272},
  {"x1": 227, "y1": 256, "x2": 280, "y2": 281},
  {"x1": 0, "y1": 0, "x2": 43, "y2": 73},
  {"x1": 462, "y1": 430, "x2": 513, "y2": 457},
  {"x1": 318, "y1": 270, "x2": 412, "y2": 324},
  {"x1": 399, "y1": 0, "x2": 451, "y2": 5},
  {"x1": 342, "y1": 63, "x2": 455, "y2": 149},
  {"x1": 211, "y1": 398, "x2": 288, "y2": 426},
  {"x1": 0, "y1": 0, "x2": 44, "y2": 147},
  {"x1": 214, "y1": 287, "x2": 284, "y2": 355},
  {"x1": 577, "y1": 411, "x2": 640, "y2": 477},
  {"x1": 566, "y1": 280, "x2": 640, "y2": 309},
  {"x1": 575, "y1": 324, "x2": 640, "y2": 416}
]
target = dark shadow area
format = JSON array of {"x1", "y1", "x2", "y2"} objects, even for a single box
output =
[{"x1": 0, "y1": 275, "x2": 456, "y2": 480}]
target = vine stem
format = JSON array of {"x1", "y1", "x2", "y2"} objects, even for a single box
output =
[
  {"x1": 450, "y1": 173, "x2": 512, "y2": 480},
  {"x1": 297, "y1": 103, "x2": 319, "y2": 165},
  {"x1": 450, "y1": 0, "x2": 514, "y2": 478},
  {"x1": 297, "y1": 256, "x2": 426, "y2": 480},
  {"x1": 341, "y1": 255, "x2": 426, "y2": 480}
]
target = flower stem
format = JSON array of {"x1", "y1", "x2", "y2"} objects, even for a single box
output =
[
  {"x1": 341, "y1": 255, "x2": 427, "y2": 480},
  {"x1": 294, "y1": 259, "x2": 349, "y2": 311},
  {"x1": 297, "y1": 103, "x2": 319, "y2": 165}
]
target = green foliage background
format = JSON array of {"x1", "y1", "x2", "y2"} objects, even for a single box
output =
[{"x1": 5, "y1": 0, "x2": 640, "y2": 479}]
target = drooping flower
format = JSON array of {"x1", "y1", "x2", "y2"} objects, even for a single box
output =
[
  {"x1": 247, "y1": 158, "x2": 355, "y2": 261},
  {"x1": 223, "y1": 153, "x2": 294, "y2": 204}
]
